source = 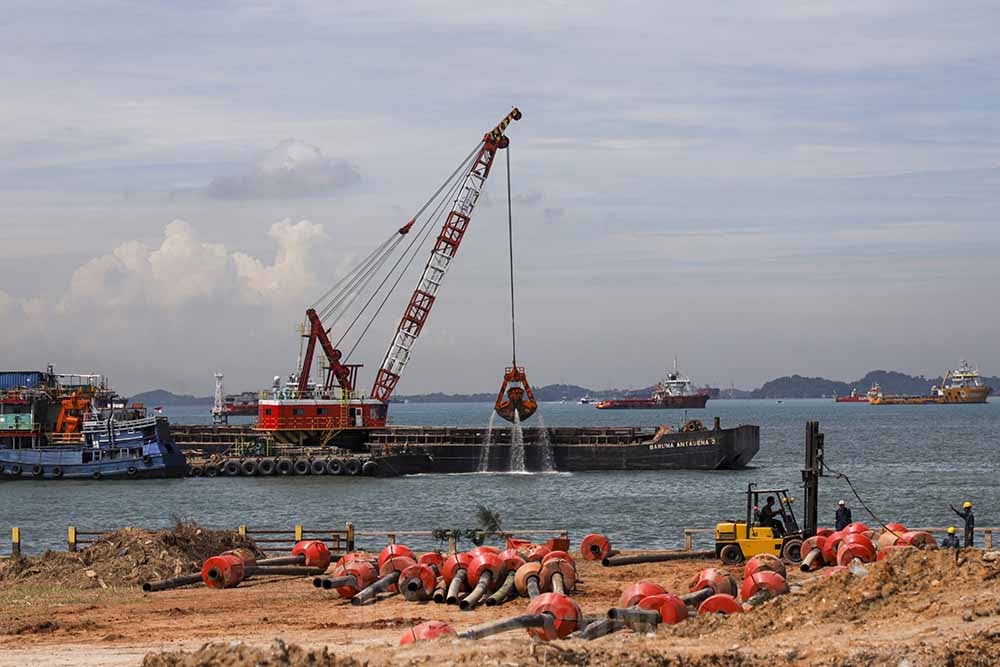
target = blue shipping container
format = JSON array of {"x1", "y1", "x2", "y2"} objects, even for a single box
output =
[{"x1": 0, "y1": 372, "x2": 47, "y2": 390}]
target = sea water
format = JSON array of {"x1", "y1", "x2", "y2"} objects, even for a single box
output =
[{"x1": 3, "y1": 399, "x2": 999, "y2": 554}]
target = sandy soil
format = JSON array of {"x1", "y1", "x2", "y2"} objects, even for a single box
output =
[{"x1": 2, "y1": 546, "x2": 1000, "y2": 666}]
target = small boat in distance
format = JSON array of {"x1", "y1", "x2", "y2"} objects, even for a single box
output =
[
  {"x1": 578, "y1": 396, "x2": 592, "y2": 404},
  {"x1": 835, "y1": 388, "x2": 869, "y2": 403}
]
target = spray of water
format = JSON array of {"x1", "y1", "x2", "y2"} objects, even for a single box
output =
[
  {"x1": 509, "y1": 410, "x2": 526, "y2": 472},
  {"x1": 535, "y1": 412, "x2": 556, "y2": 472},
  {"x1": 478, "y1": 410, "x2": 497, "y2": 472}
]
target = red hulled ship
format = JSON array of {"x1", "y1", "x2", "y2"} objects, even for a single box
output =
[
  {"x1": 834, "y1": 388, "x2": 868, "y2": 403},
  {"x1": 594, "y1": 360, "x2": 710, "y2": 410}
]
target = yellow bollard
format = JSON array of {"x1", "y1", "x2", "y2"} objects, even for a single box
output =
[
  {"x1": 68, "y1": 526, "x2": 77, "y2": 552},
  {"x1": 346, "y1": 522, "x2": 355, "y2": 551},
  {"x1": 238, "y1": 524, "x2": 247, "y2": 537},
  {"x1": 294, "y1": 524, "x2": 303, "y2": 541},
  {"x1": 11, "y1": 527, "x2": 21, "y2": 557}
]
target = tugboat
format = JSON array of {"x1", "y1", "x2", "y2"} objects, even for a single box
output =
[
  {"x1": 0, "y1": 368, "x2": 186, "y2": 480},
  {"x1": 594, "y1": 359, "x2": 710, "y2": 410}
]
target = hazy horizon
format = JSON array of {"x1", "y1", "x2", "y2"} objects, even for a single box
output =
[{"x1": 3, "y1": 3, "x2": 999, "y2": 397}]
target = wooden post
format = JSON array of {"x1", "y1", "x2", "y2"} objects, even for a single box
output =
[
  {"x1": 294, "y1": 524, "x2": 303, "y2": 541},
  {"x1": 985, "y1": 529, "x2": 993, "y2": 550},
  {"x1": 11, "y1": 527, "x2": 21, "y2": 557},
  {"x1": 387, "y1": 533, "x2": 396, "y2": 545},
  {"x1": 346, "y1": 522, "x2": 355, "y2": 551},
  {"x1": 68, "y1": 526, "x2": 77, "y2": 552},
  {"x1": 448, "y1": 534, "x2": 458, "y2": 555},
  {"x1": 683, "y1": 530, "x2": 693, "y2": 552}
]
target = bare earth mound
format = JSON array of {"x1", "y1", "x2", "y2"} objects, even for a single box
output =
[{"x1": 0, "y1": 521, "x2": 258, "y2": 589}]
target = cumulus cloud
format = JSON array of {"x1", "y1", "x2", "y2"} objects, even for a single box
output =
[
  {"x1": 207, "y1": 139, "x2": 360, "y2": 200},
  {"x1": 58, "y1": 219, "x2": 327, "y2": 314}
]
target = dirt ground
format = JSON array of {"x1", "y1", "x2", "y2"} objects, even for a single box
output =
[{"x1": 2, "y1": 539, "x2": 1000, "y2": 666}]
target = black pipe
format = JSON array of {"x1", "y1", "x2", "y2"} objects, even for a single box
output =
[
  {"x1": 606, "y1": 607, "x2": 661, "y2": 633},
  {"x1": 459, "y1": 572, "x2": 493, "y2": 611},
  {"x1": 256, "y1": 555, "x2": 305, "y2": 567},
  {"x1": 350, "y1": 571, "x2": 400, "y2": 606},
  {"x1": 680, "y1": 587, "x2": 714, "y2": 607},
  {"x1": 445, "y1": 570, "x2": 468, "y2": 605},
  {"x1": 800, "y1": 548, "x2": 823, "y2": 572},
  {"x1": 401, "y1": 573, "x2": 431, "y2": 602},
  {"x1": 485, "y1": 571, "x2": 516, "y2": 606},
  {"x1": 142, "y1": 573, "x2": 203, "y2": 593},
  {"x1": 601, "y1": 550, "x2": 715, "y2": 567},
  {"x1": 313, "y1": 575, "x2": 357, "y2": 590},
  {"x1": 246, "y1": 565, "x2": 326, "y2": 577},
  {"x1": 456, "y1": 613, "x2": 552, "y2": 640},
  {"x1": 577, "y1": 617, "x2": 627, "y2": 640}
]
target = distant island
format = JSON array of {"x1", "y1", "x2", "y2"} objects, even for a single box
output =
[{"x1": 130, "y1": 369, "x2": 997, "y2": 405}]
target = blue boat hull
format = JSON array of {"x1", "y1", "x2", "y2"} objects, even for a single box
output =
[{"x1": 0, "y1": 420, "x2": 187, "y2": 480}]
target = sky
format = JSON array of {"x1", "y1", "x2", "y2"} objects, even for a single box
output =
[{"x1": 2, "y1": 1, "x2": 1000, "y2": 396}]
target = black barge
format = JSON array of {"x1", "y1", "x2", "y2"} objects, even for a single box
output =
[{"x1": 173, "y1": 419, "x2": 759, "y2": 478}]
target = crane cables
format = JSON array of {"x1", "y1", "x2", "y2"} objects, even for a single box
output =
[
  {"x1": 303, "y1": 140, "x2": 485, "y2": 364},
  {"x1": 505, "y1": 142, "x2": 517, "y2": 367}
]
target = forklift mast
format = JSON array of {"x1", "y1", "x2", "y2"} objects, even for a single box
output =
[{"x1": 801, "y1": 421, "x2": 824, "y2": 538}]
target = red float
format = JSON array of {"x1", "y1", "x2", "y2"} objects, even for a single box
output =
[
  {"x1": 580, "y1": 533, "x2": 613, "y2": 561},
  {"x1": 698, "y1": 593, "x2": 742, "y2": 615},
  {"x1": 637, "y1": 593, "x2": 688, "y2": 625},
  {"x1": 821, "y1": 531, "x2": 845, "y2": 564},
  {"x1": 741, "y1": 571, "x2": 789, "y2": 601},
  {"x1": 618, "y1": 580, "x2": 667, "y2": 608},
  {"x1": 399, "y1": 620, "x2": 456, "y2": 645},
  {"x1": 525, "y1": 592, "x2": 582, "y2": 640},
  {"x1": 843, "y1": 522, "x2": 870, "y2": 535},
  {"x1": 377, "y1": 544, "x2": 415, "y2": 570},
  {"x1": 539, "y1": 557, "x2": 576, "y2": 593},
  {"x1": 467, "y1": 552, "x2": 504, "y2": 589},
  {"x1": 898, "y1": 531, "x2": 937, "y2": 549},
  {"x1": 201, "y1": 553, "x2": 247, "y2": 589},
  {"x1": 378, "y1": 554, "x2": 417, "y2": 592},
  {"x1": 836, "y1": 534, "x2": 876, "y2": 566},
  {"x1": 688, "y1": 568, "x2": 738, "y2": 597},
  {"x1": 291, "y1": 540, "x2": 332, "y2": 570},
  {"x1": 542, "y1": 550, "x2": 576, "y2": 567},
  {"x1": 799, "y1": 535, "x2": 827, "y2": 571},
  {"x1": 744, "y1": 553, "x2": 786, "y2": 579},
  {"x1": 527, "y1": 544, "x2": 552, "y2": 562},
  {"x1": 441, "y1": 552, "x2": 473, "y2": 583},
  {"x1": 418, "y1": 552, "x2": 445, "y2": 572},
  {"x1": 816, "y1": 527, "x2": 834, "y2": 538},
  {"x1": 335, "y1": 559, "x2": 378, "y2": 599},
  {"x1": 498, "y1": 549, "x2": 525, "y2": 574},
  {"x1": 820, "y1": 565, "x2": 849, "y2": 578},
  {"x1": 399, "y1": 563, "x2": 438, "y2": 601}
]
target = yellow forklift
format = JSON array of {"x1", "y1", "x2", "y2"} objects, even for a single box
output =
[{"x1": 715, "y1": 421, "x2": 823, "y2": 565}]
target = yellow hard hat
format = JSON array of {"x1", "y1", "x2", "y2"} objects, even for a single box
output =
[
  {"x1": 963, "y1": 501, "x2": 973, "y2": 509},
  {"x1": 947, "y1": 526, "x2": 956, "y2": 534}
]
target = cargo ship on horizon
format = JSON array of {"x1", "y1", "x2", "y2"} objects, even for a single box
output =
[
  {"x1": 834, "y1": 388, "x2": 869, "y2": 403},
  {"x1": 867, "y1": 361, "x2": 992, "y2": 405},
  {"x1": 594, "y1": 359, "x2": 710, "y2": 410}
]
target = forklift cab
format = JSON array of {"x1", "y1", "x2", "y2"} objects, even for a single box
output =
[{"x1": 715, "y1": 483, "x2": 804, "y2": 565}]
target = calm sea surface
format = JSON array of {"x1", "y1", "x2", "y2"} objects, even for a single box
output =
[{"x1": 3, "y1": 399, "x2": 998, "y2": 554}]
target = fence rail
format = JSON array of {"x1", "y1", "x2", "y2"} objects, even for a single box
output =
[{"x1": 5, "y1": 525, "x2": 994, "y2": 558}]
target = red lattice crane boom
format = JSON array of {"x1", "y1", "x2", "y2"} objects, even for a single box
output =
[{"x1": 370, "y1": 108, "x2": 522, "y2": 402}]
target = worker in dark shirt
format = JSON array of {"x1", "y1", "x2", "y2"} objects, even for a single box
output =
[
  {"x1": 949, "y1": 501, "x2": 975, "y2": 548},
  {"x1": 941, "y1": 526, "x2": 961, "y2": 550},
  {"x1": 835, "y1": 500, "x2": 852, "y2": 531},
  {"x1": 758, "y1": 496, "x2": 785, "y2": 537}
]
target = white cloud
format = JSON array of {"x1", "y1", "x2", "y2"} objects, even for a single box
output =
[{"x1": 206, "y1": 139, "x2": 360, "y2": 200}]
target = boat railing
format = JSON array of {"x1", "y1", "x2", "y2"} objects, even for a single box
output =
[{"x1": 83, "y1": 414, "x2": 159, "y2": 434}]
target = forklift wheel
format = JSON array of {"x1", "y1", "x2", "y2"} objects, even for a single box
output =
[
  {"x1": 781, "y1": 538, "x2": 804, "y2": 564},
  {"x1": 719, "y1": 544, "x2": 744, "y2": 565}
]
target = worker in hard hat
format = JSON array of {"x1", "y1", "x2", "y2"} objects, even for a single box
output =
[
  {"x1": 949, "y1": 501, "x2": 975, "y2": 548},
  {"x1": 758, "y1": 496, "x2": 785, "y2": 537},
  {"x1": 941, "y1": 526, "x2": 961, "y2": 550},
  {"x1": 834, "y1": 499, "x2": 852, "y2": 531}
]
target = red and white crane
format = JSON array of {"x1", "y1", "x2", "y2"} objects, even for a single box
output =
[{"x1": 258, "y1": 109, "x2": 521, "y2": 447}]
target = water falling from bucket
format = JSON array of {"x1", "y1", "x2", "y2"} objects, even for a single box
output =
[
  {"x1": 508, "y1": 410, "x2": 526, "y2": 472},
  {"x1": 535, "y1": 412, "x2": 556, "y2": 472},
  {"x1": 478, "y1": 410, "x2": 497, "y2": 472}
]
